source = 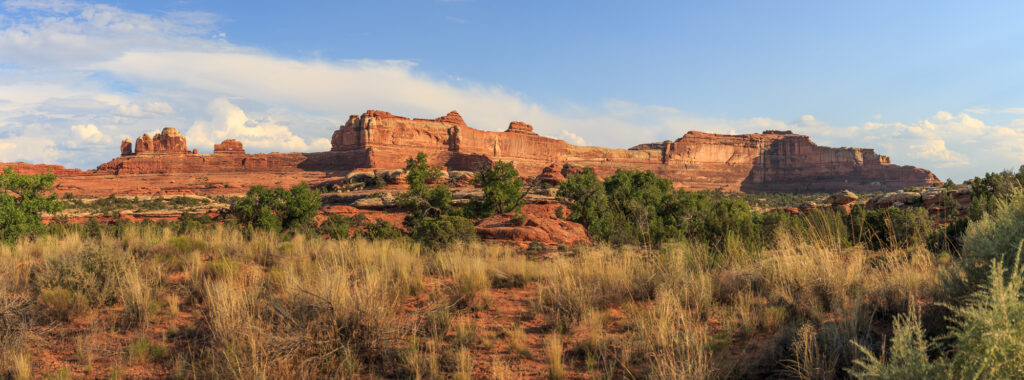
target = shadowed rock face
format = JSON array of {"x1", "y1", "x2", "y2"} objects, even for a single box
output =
[{"x1": 22, "y1": 109, "x2": 938, "y2": 194}]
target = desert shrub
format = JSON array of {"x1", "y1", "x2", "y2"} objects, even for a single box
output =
[
  {"x1": 928, "y1": 217, "x2": 968, "y2": 254},
  {"x1": 174, "y1": 212, "x2": 213, "y2": 234},
  {"x1": 359, "y1": 219, "x2": 404, "y2": 240},
  {"x1": 409, "y1": 215, "x2": 478, "y2": 250},
  {"x1": 32, "y1": 247, "x2": 128, "y2": 306},
  {"x1": 36, "y1": 287, "x2": 88, "y2": 322},
  {"x1": 0, "y1": 167, "x2": 64, "y2": 243},
  {"x1": 167, "y1": 236, "x2": 207, "y2": 254},
  {"x1": 467, "y1": 160, "x2": 525, "y2": 217},
  {"x1": 847, "y1": 206, "x2": 932, "y2": 250},
  {"x1": 848, "y1": 256, "x2": 1024, "y2": 379},
  {"x1": 961, "y1": 189, "x2": 1024, "y2": 282},
  {"x1": 126, "y1": 337, "x2": 167, "y2": 365},
  {"x1": 232, "y1": 183, "x2": 320, "y2": 231},
  {"x1": 318, "y1": 214, "x2": 365, "y2": 239}
]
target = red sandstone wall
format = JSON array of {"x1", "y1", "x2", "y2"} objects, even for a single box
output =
[
  {"x1": 328, "y1": 110, "x2": 939, "y2": 192},
  {"x1": 83, "y1": 109, "x2": 939, "y2": 193}
]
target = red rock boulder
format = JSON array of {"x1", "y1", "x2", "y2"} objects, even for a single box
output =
[
  {"x1": 537, "y1": 163, "x2": 567, "y2": 185},
  {"x1": 475, "y1": 213, "x2": 589, "y2": 247}
]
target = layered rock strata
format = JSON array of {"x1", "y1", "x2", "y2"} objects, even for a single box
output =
[
  {"x1": 8, "y1": 109, "x2": 940, "y2": 194},
  {"x1": 329, "y1": 110, "x2": 940, "y2": 192}
]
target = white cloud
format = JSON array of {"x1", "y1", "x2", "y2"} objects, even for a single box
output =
[
  {"x1": 908, "y1": 139, "x2": 968, "y2": 167},
  {"x1": 558, "y1": 130, "x2": 586, "y2": 145},
  {"x1": 0, "y1": 135, "x2": 60, "y2": 163},
  {"x1": 71, "y1": 123, "x2": 103, "y2": 142},
  {"x1": 186, "y1": 99, "x2": 324, "y2": 152}
]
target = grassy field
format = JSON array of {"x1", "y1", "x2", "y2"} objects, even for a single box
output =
[
  {"x1": 2, "y1": 165, "x2": 1023, "y2": 379},
  {"x1": 0, "y1": 220, "x2": 963, "y2": 379}
]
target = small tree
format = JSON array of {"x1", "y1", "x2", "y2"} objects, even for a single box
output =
[
  {"x1": 469, "y1": 161, "x2": 527, "y2": 217},
  {"x1": 405, "y1": 152, "x2": 443, "y2": 196},
  {"x1": 556, "y1": 167, "x2": 608, "y2": 232},
  {"x1": 0, "y1": 167, "x2": 64, "y2": 243},
  {"x1": 398, "y1": 152, "x2": 478, "y2": 248}
]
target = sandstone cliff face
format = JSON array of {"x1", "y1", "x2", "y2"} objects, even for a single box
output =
[
  {"x1": 2, "y1": 162, "x2": 85, "y2": 176},
  {"x1": 329, "y1": 110, "x2": 939, "y2": 192},
  {"x1": 87, "y1": 109, "x2": 938, "y2": 193}
]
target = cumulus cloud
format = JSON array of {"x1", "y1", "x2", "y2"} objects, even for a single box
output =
[
  {"x1": 71, "y1": 123, "x2": 103, "y2": 142},
  {"x1": 186, "y1": 99, "x2": 326, "y2": 152},
  {"x1": 908, "y1": 139, "x2": 968, "y2": 167}
]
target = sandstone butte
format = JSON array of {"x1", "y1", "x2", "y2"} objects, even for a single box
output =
[{"x1": 2, "y1": 110, "x2": 939, "y2": 197}]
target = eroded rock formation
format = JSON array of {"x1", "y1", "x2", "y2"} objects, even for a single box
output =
[
  {"x1": 11, "y1": 108, "x2": 939, "y2": 195},
  {"x1": 214, "y1": 139, "x2": 245, "y2": 154},
  {"x1": 328, "y1": 110, "x2": 940, "y2": 192},
  {"x1": 128, "y1": 127, "x2": 189, "y2": 155}
]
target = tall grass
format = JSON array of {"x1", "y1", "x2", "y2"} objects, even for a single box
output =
[{"x1": 0, "y1": 219, "x2": 958, "y2": 379}]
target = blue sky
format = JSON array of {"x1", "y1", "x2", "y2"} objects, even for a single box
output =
[{"x1": 1, "y1": 0, "x2": 1023, "y2": 181}]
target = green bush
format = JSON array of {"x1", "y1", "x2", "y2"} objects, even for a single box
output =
[
  {"x1": 559, "y1": 168, "x2": 764, "y2": 250},
  {"x1": 849, "y1": 255, "x2": 1024, "y2": 379},
  {"x1": 0, "y1": 167, "x2": 64, "y2": 243},
  {"x1": 847, "y1": 206, "x2": 932, "y2": 250},
  {"x1": 319, "y1": 214, "x2": 366, "y2": 239},
  {"x1": 232, "y1": 183, "x2": 321, "y2": 231},
  {"x1": 468, "y1": 161, "x2": 525, "y2": 217},
  {"x1": 962, "y1": 189, "x2": 1024, "y2": 281},
  {"x1": 359, "y1": 219, "x2": 404, "y2": 240},
  {"x1": 398, "y1": 152, "x2": 478, "y2": 248},
  {"x1": 36, "y1": 287, "x2": 88, "y2": 322},
  {"x1": 33, "y1": 247, "x2": 127, "y2": 306},
  {"x1": 409, "y1": 214, "x2": 478, "y2": 249},
  {"x1": 404, "y1": 152, "x2": 443, "y2": 196}
]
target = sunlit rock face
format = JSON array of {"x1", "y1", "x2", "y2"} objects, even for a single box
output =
[{"x1": 329, "y1": 110, "x2": 940, "y2": 193}]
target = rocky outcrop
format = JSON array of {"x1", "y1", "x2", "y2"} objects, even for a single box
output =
[
  {"x1": 431, "y1": 111, "x2": 467, "y2": 127},
  {"x1": 475, "y1": 212, "x2": 589, "y2": 247},
  {"x1": 2, "y1": 162, "x2": 85, "y2": 176},
  {"x1": 129, "y1": 127, "x2": 188, "y2": 155},
  {"x1": 505, "y1": 121, "x2": 538, "y2": 135},
  {"x1": 214, "y1": 139, "x2": 245, "y2": 154},
  {"x1": 48, "y1": 108, "x2": 939, "y2": 195},
  {"x1": 537, "y1": 163, "x2": 567, "y2": 185},
  {"x1": 329, "y1": 110, "x2": 940, "y2": 193},
  {"x1": 826, "y1": 190, "x2": 858, "y2": 206},
  {"x1": 120, "y1": 139, "x2": 133, "y2": 156}
]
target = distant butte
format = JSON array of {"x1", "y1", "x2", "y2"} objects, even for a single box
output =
[{"x1": 2, "y1": 110, "x2": 939, "y2": 196}]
